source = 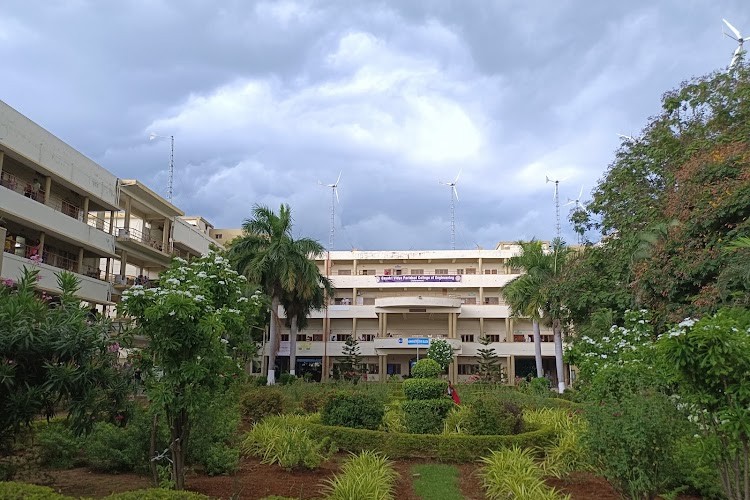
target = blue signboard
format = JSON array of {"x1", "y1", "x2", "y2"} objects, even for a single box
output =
[{"x1": 407, "y1": 338, "x2": 430, "y2": 346}]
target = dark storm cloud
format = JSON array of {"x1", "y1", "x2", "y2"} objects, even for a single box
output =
[{"x1": 2, "y1": 0, "x2": 748, "y2": 249}]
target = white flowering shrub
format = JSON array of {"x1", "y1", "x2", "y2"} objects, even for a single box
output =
[
  {"x1": 118, "y1": 251, "x2": 264, "y2": 489},
  {"x1": 426, "y1": 339, "x2": 454, "y2": 371},
  {"x1": 566, "y1": 309, "x2": 656, "y2": 382}
]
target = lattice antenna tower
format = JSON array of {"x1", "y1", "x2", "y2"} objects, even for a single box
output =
[
  {"x1": 319, "y1": 172, "x2": 341, "y2": 251},
  {"x1": 439, "y1": 170, "x2": 461, "y2": 250}
]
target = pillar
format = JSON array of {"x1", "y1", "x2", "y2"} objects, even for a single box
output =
[
  {"x1": 508, "y1": 355, "x2": 516, "y2": 385},
  {"x1": 124, "y1": 196, "x2": 131, "y2": 232},
  {"x1": 105, "y1": 257, "x2": 112, "y2": 282},
  {"x1": 352, "y1": 318, "x2": 358, "y2": 338},
  {"x1": 352, "y1": 287, "x2": 357, "y2": 303},
  {"x1": 162, "y1": 219, "x2": 171, "y2": 253},
  {"x1": 379, "y1": 354, "x2": 387, "y2": 383},
  {"x1": 479, "y1": 286, "x2": 484, "y2": 305},
  {"x1": 77, "y1": 247, "x2": 84, "y2": 274},
  {"x1": 38, "y1": 232, "x2": 46, "y2": 255},
  {"x1": 0, "y1": 151, "x2": 4, "y2": 179},
  {"x1": 82, "y1": 197, "x2": 90, "y2": 223},
  {"x1": 452, "y1": 312, "x2": 458, "y2": 339},
  {"x1": 43, "y1": 176, "x2": 52, "y2": 205},
  {"x1": 480, "y1": 317, "x2": 485, "y2": 340},
  {"x1": 109, "y1": 210, "x2": 115, "y2": 235},
  {"x1": 478, "y1": 256, "x2": 483, "y2": 274},
  {"x1": 119, "y1": 250, "x2": 128, "y2": 280},
  {"x1": 505, "y1": 317, "x2": 510, "y2": 340},
  {"x1": 382, "y1": 312, "x2": 388, "y2": 337},
  {"x1": 448, "y1": 356, "x2": 459, "y2": 382},
  {"x1": 509, "y1": 318, "x2": 515, "y2": 342},
  {"x1": 447, "y1": 313, "x2": 453, "y2": 338}
]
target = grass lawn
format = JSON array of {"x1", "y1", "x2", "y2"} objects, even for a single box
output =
[{"x1": 411, "y1": 463, "x2": 463, "y2": 500}]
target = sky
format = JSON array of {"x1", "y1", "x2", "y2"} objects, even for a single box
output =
[{"x1": 1, "y1": 1, "x2": 747, "y2": 250}]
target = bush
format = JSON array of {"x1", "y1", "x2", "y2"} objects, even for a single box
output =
[
  {"x1": 321, "y1": 392, "x2": 384, "y2": 430},
  {"x1": 201, "y1": 443, "x2": 240, "y2": 476},
  {"x1": 464, "y1": 398, "x2": 524, "y2": 436},
  {"x1": 301, "y1": 390, "x2": 333, "y2": 414},
  {"x1": 403, "y1": 378, "x2": 448, "y2": 400},
  {"x1": 402, "y1": 399, "x2": 456, "y2": 434},
  {"x1": 411, "y1": 359, "x2": 442, "y2": 379},
  {"x1": 188, "y1": 391, "x2": 241, "y2": 475},
  {"x1": 36, "y1": 422, "x2": 83, "y2": 469},
  {"x1": 104, "y1": 490, "x2": 209, "y2": 499},
  {"x1": 524, "y1": 408, "x2": 588, "y2": 478},
  {"x1": 240, "y1": 387, "x2": 284, "y2": 423},
  {"x1": 242, "y1": 415, "x2": 334, "y2": 470},
  {"x1": 254, "y1": 376, "x2": 268, "y2": 387},
  {"x1": 322, "y1": 451, "x2": 398, "y2": 500},
  {"x1": 521, "y1": 377, "x2": 551, "y2": 397},
  {"x1": 380, "y1": 403, "x2": 406, "y2": 433},
  {"x1": 479, "y1": 446, "x2": 569, "y2": 500},
  {"x1": 84, "y1": 422, "x2": 142, "y2": 472},
  {"x1": 278, "y1": 373, "x2": 297, "y2": 386},
  {"x1": 672, "y1": 434, "x2": 723, "y2": 499},
  {"x1": 304, "y1": 422, "x2": 555, "y2": 461},
  {"x1": 443, "y1": 405, "x2": 471, "y2": 434},
  {"x1": 0, "y1": 481, "x2": 70, "y2": 499}
]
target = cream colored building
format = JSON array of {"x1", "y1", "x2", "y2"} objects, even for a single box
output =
[
  {"x1": 268, "y1": 245, "x2": 563, "y2": 385},
  {"x1": 0, "y1": 99, "x2": 119, "y2": 305}
]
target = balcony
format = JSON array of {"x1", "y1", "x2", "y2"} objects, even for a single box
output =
[{"x1": 115, "y1": 226, "x2": 172, "y2": 267}]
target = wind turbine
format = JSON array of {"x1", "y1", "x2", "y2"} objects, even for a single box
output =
[
  {"x1": 319, "y1": 172, "x2": 341, "y2": 251},
  {"x1": 439, "y1": 170, "x2": 461, "y2": 250},
  {"x1": 564, "y1": 186, "x2": 586, "y2": 245},
  {"x1": 723, "y1": 18, "x2": 746, "y2": 69},
  {"x1": 545, "y1": 175, "x2": 566, "y2": 243}
]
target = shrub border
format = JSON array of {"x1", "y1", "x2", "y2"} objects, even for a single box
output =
[{"x1": 303, "y1": 422, "x2": 556, "y2": 461}]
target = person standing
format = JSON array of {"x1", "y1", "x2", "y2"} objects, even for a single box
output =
[{"x1": 447, "y1": 380, "x2": 461, "y2": 405}]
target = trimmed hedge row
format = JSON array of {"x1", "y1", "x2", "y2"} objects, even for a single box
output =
[
  {"x1": 0, "y1": 482, "x2": 209, "y2": 499},
  {"x1": 303, "y1": 422, "x2": 557, "y2": 461}
]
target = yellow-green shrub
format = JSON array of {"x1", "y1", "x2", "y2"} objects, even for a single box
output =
[
  {"x1": 479, "y1": 446, "x2": 570, "y2": 500},
  {"x1": 242, "y1": 415, "x2": 334, "y2": 470},
  {"x1": 0, "y1": 481, "x2": 70, "y2": 499},
  {"x1": 322, "y1": 451, "x2": 398, "y2": 500},
  {"x1": 523, "y1": 407, "x2": 588, "y2": 478}
]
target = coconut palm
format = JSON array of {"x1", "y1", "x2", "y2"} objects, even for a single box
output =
[
  {"x1": 282, "y1": 253, "x2": 332, "y2": 376},
  {"x1": 230, "y1": 204, "x2": 327, "y2": 384},
  {"x1": 504, "y1": 239, "x2": 569, "y2": 392}
]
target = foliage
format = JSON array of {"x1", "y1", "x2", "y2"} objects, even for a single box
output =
[
  {"x1": 411, "y1": 464, "x2": 462, "y2": 500},
  {"x1": 118, "y1": 252, "x2": 263, "y2": 489},
  {"x1": 323, "y1": 450, "x2": 397, "y2": 500},
  {"x1": 36, "y1": 422, "x2": 83, "y2": 469},
  {"x1": 523, "y1": 408, "x2": 589, "y2": 479},
  {"x1": 0, "y1": 268, "x2": 133, "y2": 448},
  {"x1": 442, "y1": 405, "x2": 471, "y2": 435},
  {"x1": 426, "y1": 339, "x2": 453, "y2": 371},
  {"x1": 402, "y1": 399, "x2": 455, "y2": 434},
  {"x1": 240, "y1": 387, "x2": 285, "y2": 424},
  {"x1": 475, "y1": 336, "x2": 504, "y2": 383},
  {"x1": 379, "y1": 402, "x2": 406, "y2": 433},
  {"x1": 463, "y1": 397, "x2": 524, "y2": 436},
  {"x1": 338, "y1": 337, "x2": 364, "y2": 383},
  {"x1": 304, "y1": 421, "x2": 556, "y2": 460},
  {"x1": 104, "y1": 490, "x2": 209, "y2": 499},
  {"x1": 84, "y1": 422, "x2": 143, "y2": 472},
  {"x1": 659, "y1": 308, "x2": 750, "y2": 500},
  {"x1": 186, "y1": 389, "x2": 241, "y2": 475},
  {"x1": 410, "y1": 358, "x2": 442, "y2": 379},
  {"x1": 300, "y1": 389, "x2": 334, "y2": 414},
  {"x1": 583, "y1": 375, "x2": 684, "y2": 500},
  {"x1": 479, "y1": 446, "x2": 570, "y2": 500},
  {"x1": 519, "y1": 377, "x2": 551, "y2": 397},
  {"x1": 253, "y1": 376, "x2": 268, "y2": 387},
  {"x1": 278, "y1": 373, "x2": 297, "y2": 386},
  {"x1": 403, "y1": 378, "x2": 448, "y2": 400},
  {"x1": 321, "y1": 392, "x2": 384, "y2": 430},
  {"x1": 672, "y1": 434, "x2": 724, "y2": 499},
  {"x1": 0, "y1": 481, "x2": 70, "y2": 499},
  {"x1": 242, "y1": 415, "x2": 334, "y2": 470}
]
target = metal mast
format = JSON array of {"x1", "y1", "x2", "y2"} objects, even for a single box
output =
[{"x1": 167, "y1": 135, "x2": 174, "y2": 203}]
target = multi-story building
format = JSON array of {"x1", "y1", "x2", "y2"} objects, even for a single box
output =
[
  {"x1": 269, "y1": 245, "x2": 565, "y2": 385},
  {"x1": 0, "y1": 100, "x2": 119, "y2": 306}
]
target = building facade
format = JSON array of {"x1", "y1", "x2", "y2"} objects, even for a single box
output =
[{"x1": 267, "y1": 246, "x2": 564, "y2": 385}]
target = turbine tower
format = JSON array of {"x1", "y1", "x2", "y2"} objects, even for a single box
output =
[
  {"x1": 546, "y1": 175, "x2": 565, "y2": 242},
  {"x1": 723, "y1": 18, "x2": 746, "y2": 69},
  {"x1": 319, "y1": 172, "x2": 341, "y2": 251},
  {"x1": 149, "y1": 133, "x2": 175, "y2": 203},
  {"x1": 439, "y1": 170, "x2": 461, "y2": 250}
]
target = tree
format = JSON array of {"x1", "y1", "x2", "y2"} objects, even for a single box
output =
[
  {"x1": 0, "y1": 268, "x2": 131, "y2": 450},
  {"x1": 281, "y1": 252, "x2": 332, "y2": 376},
  {"x1": 230, "y1": 204, "x2": 327, "y2": 385},
  {"x1": 338, "y1": 337, "x2": 363, "y2": 383},
  {"x1": 426, "y1": 338, "x2": 454, "y2": 372},
  {"x1": 119, "y1": 253, "x2": 263, "y2": 490},
  {"x1": 504, "y1": 239, "x2": 570, "y2": 392},
  {"x1": 476, "y1": 336, "x2": 503, "y2": 383}
]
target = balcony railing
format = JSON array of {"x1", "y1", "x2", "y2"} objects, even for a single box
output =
[
  {"x1": 115, "y1": 225, "x2": 165, "y2": 252},
  {"x1": 2, "y1": 240, "x2": 104, "y2": 280}
]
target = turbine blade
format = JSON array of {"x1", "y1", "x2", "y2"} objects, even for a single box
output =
[
  {"x1": 335, "y1": 171, "x2": 342, "y2": 186},
  {"x1": 545, "y1": 175, "x2": 551, "y2": 183},
  {"x1": 724, "y1": 19, "x2": 742, "y2": 39},
  {"x1": 453, "y1": 186, "x2": 459, "y2": 201},
  {"x1": 563, "y1": 200, "x2": 575, "y2": 206},
  {"x1": 578, "y1": 185, "x2": 584, "y2": 201},
  {"x1": 335, "y1": 187, "x2": 340, "y2": 204},
  {"x1": 454, "y1": 169, "x2": 462, "y2": 184}
]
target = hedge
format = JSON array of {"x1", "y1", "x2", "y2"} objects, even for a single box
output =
[
  {"x1": 402, "y1": 378, "x2": 448, "y2": 400},
  {"x1": 302, "y1": 422, "x2": 557, "y2": 461},
  {"x1": 0, "y1": 482, "x2": 210, "y2": 500}
]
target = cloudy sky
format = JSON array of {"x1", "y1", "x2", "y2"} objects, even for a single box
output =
[{"x1": 2, "y1": 1, "x2": 747, "y2": 250}]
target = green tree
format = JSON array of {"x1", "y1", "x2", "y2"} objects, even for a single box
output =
[
  {"x1": 118, "y1": 253, "x2": 263, "y2": 489},
  {"x1": 476, "y1": 336, "x2": 503, "y2": 383},
  {"x1": 230, "y1": 204, "x2": 327, "y2": 385},
  {"x1": 338, "y1": 337, "x2": 363, "y2": 383},
  {"x1": 426, "y1": 338, "x2": 453, "y2": 372},
  {"x1": 0, "y1": 268, "x2": 131, "y2": 449},
  {"x1": 505, "y1": 239, "x2": 569, "y2": 392}
]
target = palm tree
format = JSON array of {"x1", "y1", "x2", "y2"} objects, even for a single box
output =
[
  {"x1": 230, "y1": 204, "x2": 327, "y2": 385},
  {"x1": 281, "y1": 252, "x2": 332, "y2": 376},
  {"x1": 504, "y1": 239, "x2": 569, "y2": 393}
]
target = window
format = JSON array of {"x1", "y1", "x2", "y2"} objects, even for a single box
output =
[
  {"x1": 458, "y1": 364, "x2": 480, "y2": 375},
  {"x1": 360, "y1": 269, "x2": 376, "y2": 275},
  {"x1": 337, "y1": 269, "x2": 351, "y2": 275},
  {"x1": 462, "y1": 297, "x2": 476, "y2": 305},
  {"x1": 435, "y1": 268, "x2": 448, "y2": 275},
  {"x1": 485, "y1": 334, "x2": 501, "y2": 343},
  {"x1": 410, "y1": 268, "x2": 424, "y2": 275},
  {"x1": 484, "y1": 297, "x2": 500, "y2": 305},
  {"x1": 366, "y1": 363, "x2": 379, "y2": 374},
  {"x1": 484, "y1": 269, "x2": 498, "y2": 275},
  {"x1": 387, "y1": 363, "x2": 401, "y2": 375},
  {"x1": 465, "y1": 268, "x2": 476, "y2": 274},
  {"x1": 395, "y1": 269, "x2": 403, "y2": 275},
  {"x1": 456, "y1": 268, "x2": 464, "y2": 274},
  {"x1": 460, "y1": 334, "x2": 475, "y2": 343},
  {"x1": 215, "y1": 234, "x2": 223, "y2": 239},
  {"x1": 383, "y1": 268, "x2": 392, "y2": 275}
]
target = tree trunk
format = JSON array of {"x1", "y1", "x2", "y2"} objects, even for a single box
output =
[
  {"x1": 267, "y1": 295, "x2": 280, "y2": 385},
  {"x1": 532, "y1": 319, "x2": 543, "y2": 378},
  {"x1": 170, "y1": 408, "x2": 189, "y2": 490},
  {"x1": 553, "y1": 320, "x2": 566, "y2": 393},
  {"x1": 149, "y1": 413, "x2": 159, "y2": 486},
  {"x1": 289, "y1": 315, "x2": 298, "y2": 376}
]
